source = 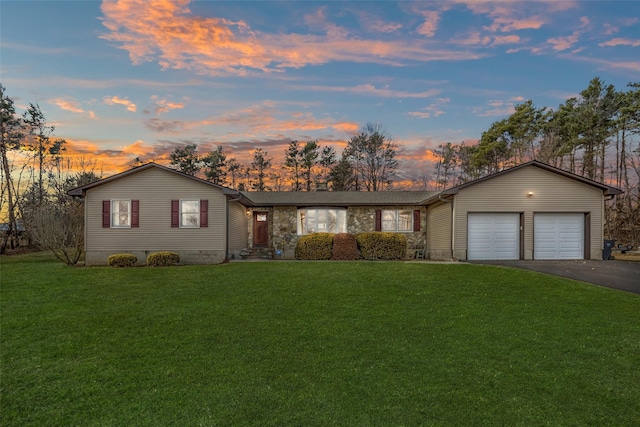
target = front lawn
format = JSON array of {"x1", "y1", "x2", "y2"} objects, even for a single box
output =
[{"x1": 2, "y1": 254, "x2": 639, "y2": 426}]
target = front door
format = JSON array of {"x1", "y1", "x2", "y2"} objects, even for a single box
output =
[{"x1": 253, "y1": 212, "x2": 269, "y2": 247}]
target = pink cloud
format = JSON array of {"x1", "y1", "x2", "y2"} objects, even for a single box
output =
[
  {"x1": 492, "y1": 35, "x2": 521, "y2": 46},
  {"x1": 296, "y1": 84, "x2": 440, "y2": 99},
  {"x1": 547, "y1": 32, "x2": 580, "y2": 51},
  {"x1": 416, "y1": 11, "x2": 440, "y2": 37},
  {"x1": 408, "y1": 97, "x2": 450, "y2": 119},
  {"x1": 352, "y1": 10, "x2": 403, "y2": 34},
  {"x1": 484, "y1": 16, "x2": 546, "y2": 33},
  {"x1": 599, "y1": 38, "x2": 640, "y2": 47}
]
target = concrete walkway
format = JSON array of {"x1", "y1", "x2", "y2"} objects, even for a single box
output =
[{"x1": 468, "y1": 260, "x2": 640, "y2": 294}]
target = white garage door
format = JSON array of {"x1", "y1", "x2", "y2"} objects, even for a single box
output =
[
  {"x1": 534, "y1": 213, "x2": 584, "y2": 259},
  {"x1": 468, "y1": 213, "x2": 520, "y2": 260}
]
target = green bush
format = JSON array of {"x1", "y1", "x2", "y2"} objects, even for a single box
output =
[
  {"x1": 331, "y1": 233, "x2": 360, "y2": 260},
  {"x1": 107, "y1": 253, "x2": 138, "y2": 267},
  {"x1": 295, "y1": 233, "x2": 334, "y2": 260},
  {"x1": 356, "y1": 232, "x2": 407, "y2": 260},
  {"x1": 147, "y1": 251, "x2": 180, "y2": 267}
]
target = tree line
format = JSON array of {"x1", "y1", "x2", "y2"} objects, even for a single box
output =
[
  {"x1": 168, "y1": 122, "x2": 398, "y2": 192},
  {"x1": 430, "y1": 77, "x2": 639, "y2": 245}
]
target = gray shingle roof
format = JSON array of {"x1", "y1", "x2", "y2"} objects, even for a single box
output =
[{"x1": 240, "y1": 190, "x2": 441, "y2": 206}]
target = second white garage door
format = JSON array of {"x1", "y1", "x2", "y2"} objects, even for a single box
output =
[
  {"x1": 468, "y1": 213, "x2": 520, "y2": 260},
  {"x1": 534, "y1": 213, "x2": 584, "y2": 259}
]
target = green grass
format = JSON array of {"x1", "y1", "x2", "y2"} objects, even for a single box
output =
[{"x1": 2, "y1": 253, "x2": 639, "y2": 426}]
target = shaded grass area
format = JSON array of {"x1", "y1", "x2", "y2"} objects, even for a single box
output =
[{"x1": 2, "y1": 253, "x2": 639, "y2": 426}]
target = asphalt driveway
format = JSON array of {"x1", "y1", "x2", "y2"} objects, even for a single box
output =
[{"x1": 468, "y1": 260, "x2": 640, "y2": 294}]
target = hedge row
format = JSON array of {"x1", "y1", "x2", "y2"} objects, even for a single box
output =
[
  {"x1": 295, "y1": 232, "x2": 407, "y2": 260},
  {"x1": 108, "y1": 251, "x2": 180, "y2": 267}
]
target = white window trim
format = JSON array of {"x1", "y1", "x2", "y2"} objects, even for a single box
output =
[
  {"x1": 382, "y1": 209, "x2": 413, "y2": 232},
  {"x1": 111, "y1": 199, "x2": 131, "y2": 228},
  {"x1": 297, "y1": 207, "x2": 347, "y2": 235},
  {"x1": 180, "y1": 199, "x2": 200, "y2": 228}
]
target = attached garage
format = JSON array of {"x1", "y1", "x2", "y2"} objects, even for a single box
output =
[
  {"x1": 534, "y1": 213, "x2": 584, "y2": 259},
  {"x1": 434, "y1": 161, "x2": 622, "y2": 261},
  {"x1": 468, "y1": 213, "x2": 520, "y2": 260}
]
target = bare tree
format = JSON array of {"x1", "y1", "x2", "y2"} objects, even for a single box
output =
[
  {"x1": 22, "y1": 103, "x2": 65, "y2": 204},
  {"x1": 344, "y1": 123, "x2": 398, "y2": 191},
  {"x1": 0, "y1": 84, "x2": 24, "y2": 253},
  {"x1": 22, "y1": 200, "x2": 84, "y2": 265}
]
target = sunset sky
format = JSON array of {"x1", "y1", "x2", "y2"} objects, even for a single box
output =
[{"x1": 1, "y1": 0, "x2": 639, "y2": 185}]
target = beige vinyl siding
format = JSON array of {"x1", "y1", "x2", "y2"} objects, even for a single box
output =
[
  {"x1": 85, "y1": 167, "x2": 227, "y2": 252},
  {"x1": 452, "y1": 165, "x2": 603, "y2": 260},
  {"x1": 228, "y1": 201, "x2": 248, "y2": 253},
  {"x1": 427, "y1": 201, "x2": 452, "y2": 259}
]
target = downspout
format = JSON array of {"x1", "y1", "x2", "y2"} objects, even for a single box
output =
[
  {"x1": 438, "y1": 194, "x2": 455, "y2": 260},
  {"x1": 226, "y1": 195, "x2": 243, "y2": 261}
]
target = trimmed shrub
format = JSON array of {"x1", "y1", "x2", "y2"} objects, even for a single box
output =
[
  {"x1": 331, "y1": 233, "x2": 360, "y2": 260},
  {"x1": 356, "y1": 232, "x2": 407, "y2": 260},
  {"x1": 147, "y1": 251, "x2": 180, "y2": 267},
  {"x1": 108, "y1": 253, "x2": 137, "y2": 267},
  {"x1": 295, "y1": 233, "x2": 334, "y2": 260}
]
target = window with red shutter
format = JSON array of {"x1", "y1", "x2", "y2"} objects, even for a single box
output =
[
  {"x1": 200, "y1": 200, "x2": 208, "y2": 227},
  {"x1": 171, "y1": 200, "x2": 179, "y2": 227},
  {"x1": 102, "y1": 201, "x2": 110, "y2": 228},
  {"x1": 131, "y1": 200, "x2": 139, "y2": 228}
]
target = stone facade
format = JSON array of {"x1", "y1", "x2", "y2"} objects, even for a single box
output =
[
  {"x1": 272, "y1": 206, "x2": 299, "y2": 259},
  {"x1": 258, "y1": 205, "x2": 428, "y2": 259}
]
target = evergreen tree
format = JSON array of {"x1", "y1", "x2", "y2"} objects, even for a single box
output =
[{"x1": 169, "y1": 144, "x2": 201, "y2": 176}]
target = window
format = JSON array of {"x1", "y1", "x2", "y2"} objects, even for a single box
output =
[
  {"x1": 102, "y1": 200, "x2": 139, "y2": 228},
  {"x1": 381, "y1": 210, "x2": 413, "y2": 232},
  {"x1": 171, "y1": 199, "x2": 208, "y2": 228},
  {"x1": 298, "y1": 208, "x2": 347, "y2": 235},
  {"x1": 112, "y1": 200, "x2": 131, "y2": 227},
  {"x1": 180, "y1": 200, "x2": 200, "y2": 227}
]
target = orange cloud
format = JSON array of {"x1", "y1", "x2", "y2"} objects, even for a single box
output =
[
  {"x1": 100, "y1": 0, "x2": 484, "y2": 76},
  {"x1": 50, "y1": 98, "x2": 85, "y2": 114},
  {"x1": 150, "y1": 96, "x2": 185, "y2": 114},
  {"x1": 104, "y1": 96, "x2": 137, "y2": 112}
]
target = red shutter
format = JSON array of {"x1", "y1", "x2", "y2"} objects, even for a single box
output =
[
  {"x1": 375, "y1": 210, "x2": 382, "y2": 232},
  {"x1": 413, "y1": 209, "x2": 421, "y2": 232},
  {"x1": 102, "y1": 201, "x2": 110, "y2": 228},
  {"x1": 200, "y1": 200, "x2": 208, "y2": 227},
  {"x1": 131, "y1": 200, "x2": 139, "y2": 228},
  {"x1": 171, "y1": 200, "x2": 179, "y2": 227}
]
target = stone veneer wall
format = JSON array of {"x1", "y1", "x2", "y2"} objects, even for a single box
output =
[
  {"x1": 267, "y1": 205, "x2": 428, "y2": 259},
  {"x1": 272, "y1": 206, "x2": 299, "y2": 259},
  {"x1": 347, "y1": 206, "x2": 427, "y2": 249}
]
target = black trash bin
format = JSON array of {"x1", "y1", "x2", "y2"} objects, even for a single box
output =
[{"x1": 603, "y1": 239, "x2": 616, "y2": 260}]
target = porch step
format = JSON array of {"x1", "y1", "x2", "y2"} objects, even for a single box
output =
[{"x1": 240, "y1": 247, "x2": 274, "y2": 260}]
